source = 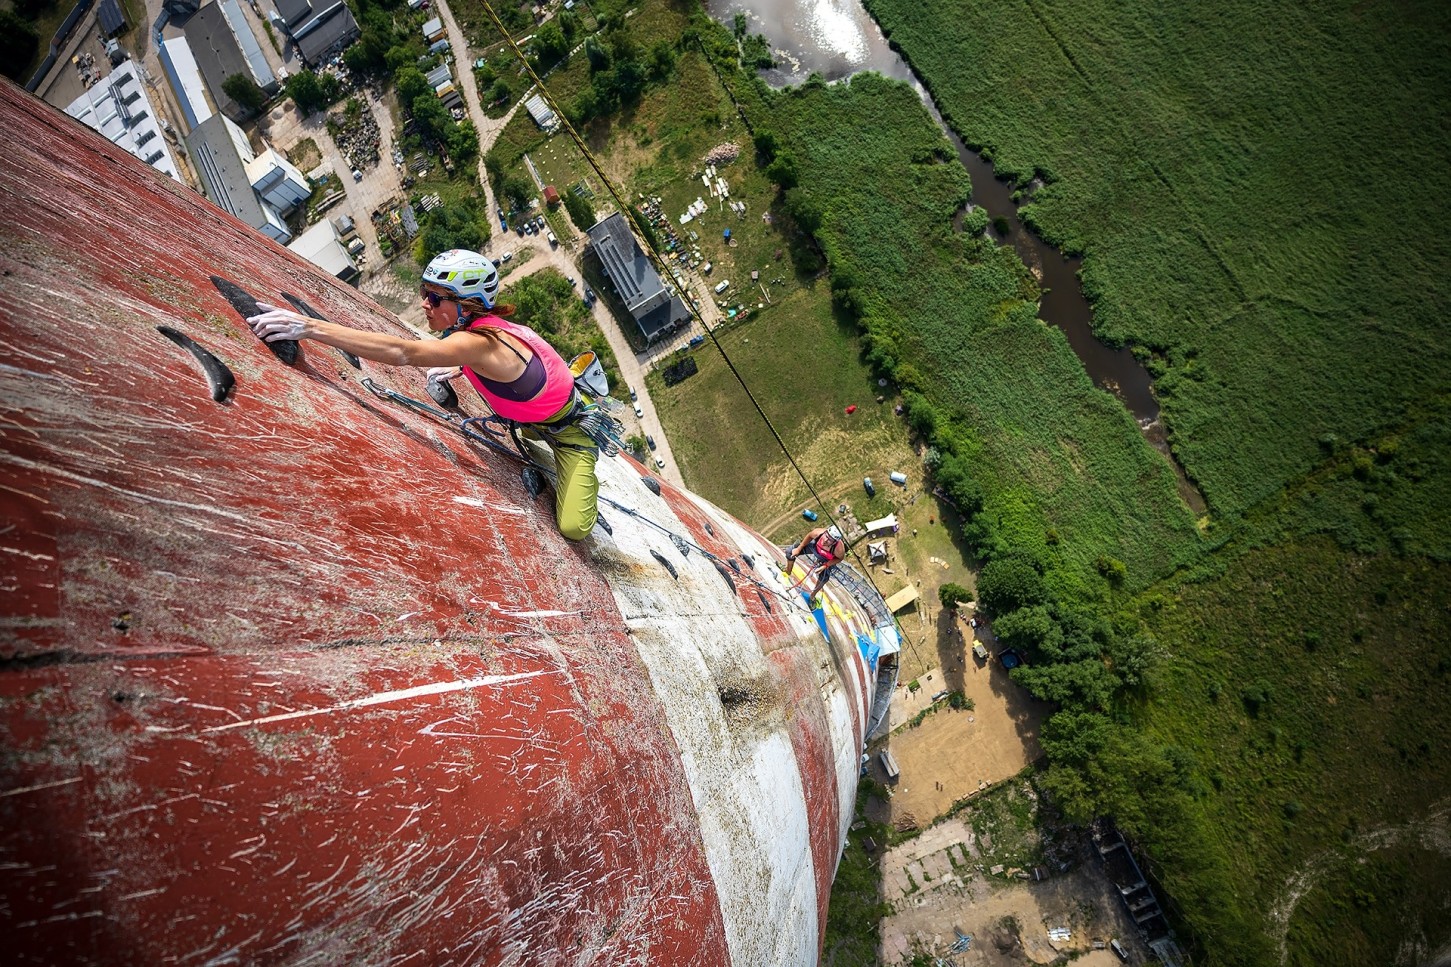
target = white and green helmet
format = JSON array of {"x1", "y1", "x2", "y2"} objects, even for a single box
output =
[{"x1": 423, "y1": 249, "x2": 499, "y2": 308}]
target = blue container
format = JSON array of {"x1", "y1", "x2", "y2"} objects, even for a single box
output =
[{"x1": 723, "y1": 228, "x2": 731, "y2": 240}]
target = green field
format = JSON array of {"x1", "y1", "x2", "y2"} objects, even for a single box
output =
[
  {"x1": 855, "y1": 0, "x2": 1451, "y2": 962},
  {"x1": 863, "y1": 0, "x2": 1451, "y2": 529}
]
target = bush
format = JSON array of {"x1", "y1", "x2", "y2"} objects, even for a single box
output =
[
  {"x1": 222, "y1": 73, "x2": 266, "y2": 114},
  {"x1": 976, "y1": 556, "x2": 1046, "y2": 615},
  {"x1": 563, "y1": 191, "x2": 596, "y2": 233},
  {"x1": 938, "y1": 582, "x2": 973, "y2": 609}
]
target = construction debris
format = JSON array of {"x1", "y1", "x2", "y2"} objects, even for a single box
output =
[{"x1": 702, "y1": 141, "x2": 740, "y2": 165}]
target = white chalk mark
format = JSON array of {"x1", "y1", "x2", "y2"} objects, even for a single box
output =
[
  {"x1": 0, "y1": 776, "x2": 82, "y2": 798},
  {"x1": 201, "y1": 672, "x2": 552, "y2": 733},
  {"x1": 450, "y1": 495, "x2": 524, "y2": 515},
  {"x1": 118, "y1": 887, "x2": 167, "y2": 901}
]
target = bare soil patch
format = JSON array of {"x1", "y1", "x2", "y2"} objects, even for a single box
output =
[{"x1": 867, "y1": 612, "x2": 1051, "y2": 829}]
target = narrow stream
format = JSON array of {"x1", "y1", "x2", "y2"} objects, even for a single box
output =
[{"x1": 707, "y1": 0, "x2": 1205, "y2": 513}]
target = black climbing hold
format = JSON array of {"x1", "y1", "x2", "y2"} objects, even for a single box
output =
[
  {"x1": 727, "y1": 557, "x2": 741, "y2": 573},
  {"x1": 641, "y1": 476, "x2": 662, "y2": 496},
  {"x1": 670, "y1": 534, "x2": 691, "y2": 558},
  {"x1": 704, "y1": 522, "x2": 715, "y2": 537},
  {"x1": 212, "y1": 275, "x2": 297, "y2": 364},
  {"x1": 427, "y1": 377, "x2": 458, "y2": 408},
  {"x1": 712, "y1": 560, "x2": 736, "y2": 593},
  {"x1": 741, "y1": 553, "x2": 755, "y2": 570},
  {"x1": 595, "y1": 514, "x2": 612, "y2": 535},
  {"x1": 650, "y1": 549, "x2": 679, "y2": 580},
  {"x1": 756, "y1": 589, "x2": 772, "y2": 613},
  {"x1": 521, "y1": 466, "x2": 546, "y2": 499},
  {"x1": 281, "y1": 293, "x2": 360, "y2": 369},
  {"x1": 156, "y1": 326, "x2": 235, "y2": 402}
]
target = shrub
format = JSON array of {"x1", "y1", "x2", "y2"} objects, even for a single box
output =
[
  {"x1": 938, "y1": 583, "x2": 973, "y2": 609},
  {"x1": 976, "y1": 556, "x2": 1046, "y2": 614}
]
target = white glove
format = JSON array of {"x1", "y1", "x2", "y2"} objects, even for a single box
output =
[
  {"x1": 427, "y1": 366, "x2": 463, "y2": 381},
  {"x1": 246, "y1": 303, "x2": 310, "y2": 342}
]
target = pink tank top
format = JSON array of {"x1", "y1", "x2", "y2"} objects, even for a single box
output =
[{"x1": 460, "y1": 316, "x2": 574, "y2": 423}]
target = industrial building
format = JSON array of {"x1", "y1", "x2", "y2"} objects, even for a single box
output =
[
  {"x1": 586, "y1": 211, "x2": 692, "y2": 343},
  {"x1": 269, "y1": 0, "x2": 361, "y2": 68},
  {"x1": 158, "y1": 36, "x2": 215, "y2": 132},
  {"x1": 185, "y1": 113, "x2": 309, "y2": 243},
  {"x1": 64, "y1": 60, "x2": 181, "y2": 181},
  {"x1": 287, "y1": 219, "x2": 360, "y2": 285},
  {"x1": 182, "y1": 0, "x2": 278, "y2": 121}
]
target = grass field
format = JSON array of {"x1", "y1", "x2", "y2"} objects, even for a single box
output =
[
  {"x1": 1137, "y1": 539, "x2": 1451, "y2": 965},
  {"x1": 743, "y1": 71, "x2": 1202, "y2": 592},
  {"x1": 852, "y1": 0, "x2": 1451, "y2": 962},
  {"x1": 863, "y1": 0, "x2": 1451, "y2": 528}
]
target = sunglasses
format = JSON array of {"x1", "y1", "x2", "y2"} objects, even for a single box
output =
[{"x1": 421, "y1": 287, "x2": 447, "y2": 308}]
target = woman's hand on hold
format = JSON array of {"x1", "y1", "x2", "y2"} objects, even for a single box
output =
[
  {"x1": 246, "y1": 303, "x2": 310, "y2": 343},
  {"x1": 427, "y1": 366, "x2": 463, "y2": 382}
]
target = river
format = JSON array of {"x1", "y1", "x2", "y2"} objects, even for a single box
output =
[{"x1": 706, "y1": 0, "x2": 1205, "y2": 512}]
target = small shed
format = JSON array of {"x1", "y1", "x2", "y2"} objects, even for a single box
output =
[
  {"x1": 543, "y1": 184, "x2": 560, "y2": 206},
  {"x1": 97, "y1": 0, "x2": 127, "y2": 38},
  {"x1": 884, "y1": 585, "x2": 919, "y2": 614},
  {"x1": 421, "y1": 16, "x2": 445, "y2": 42}
]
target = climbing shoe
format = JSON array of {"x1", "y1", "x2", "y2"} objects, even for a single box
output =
[{"x1": 521, "y1": 466, "x2": 546, "y2": 499}]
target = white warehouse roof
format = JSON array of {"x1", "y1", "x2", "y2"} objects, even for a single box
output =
[{"x1": 65, "y1": 61, "x2": 180, "y2": 181}]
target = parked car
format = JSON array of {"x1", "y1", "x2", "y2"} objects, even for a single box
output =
[
  {"x1": 534, "y1": 216, "x2": 545, "y2": 229},
  {"x1": 546, "y1": 231, "x2": 557, "y2": 247},
  {"x1": 499, "y1": 251, "x2": 513, "y2": 263},
  {"x1": 688, "y1": 334, "x2": 705, "y2": 348},
  {"x1": 629, "y1": 387, "x2": 637, "y2": 401},
  {"x1": 655, "y1": 457, "x2": 666, "y2": 469},
  {"x1": 583, "y1": 286, "x2": 595, "y2": 303},
  {"x1": 713, "y1": 280, "x2": 729, "y2": 294},
  {"x1": 633, "y1": 403, "x2": 644, "y2": 418},
  {"x1": 801, "y1": 508, "x2": 818, "y2": 522},
  {"x1": 645, "y1": 435, "x2": 656, "y2": 451},
  {"x1": 351, "y1": 169, "x2": 363, "y2": 182}
]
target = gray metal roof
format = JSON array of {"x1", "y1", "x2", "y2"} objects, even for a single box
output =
[
  {"x1": 97, "y1": 0, "x2": 127, "y2": 37},
  {"x1": 586, "y1": 212, "x2": 689, "y2": 341},
  {"x1": 183, "y1": 2, "x2": 274, "y2": 120},
  {"x1": 185, "y1": 113, "x2": 285, "y2": 241},
  {"x1": 288, "y1": 3, "x2": 360, "y2": 67}
]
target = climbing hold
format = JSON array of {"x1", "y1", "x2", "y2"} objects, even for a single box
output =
[
  {"x1": 641, "y1": 476, "x2": 662, "y2": 496},
  {"x1": 282, "y1": 292, "x2": 360, "y2": 369},
  {"x1": 427, "y1": 377, "x2": 459, "y2": 408},
  {"x1": 213, "y1": 275, "x2": 296, "y2": 364},
  {"x1": 156, "y1": 326, "x2": 235, "y2": 403},
  {"x1": 650, "y1": 549, "x2": 679, "y2": 580}
]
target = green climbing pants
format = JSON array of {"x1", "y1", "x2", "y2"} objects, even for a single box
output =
[{"x1": 521, "y1": 421, "x2": 599, "y2": 541}]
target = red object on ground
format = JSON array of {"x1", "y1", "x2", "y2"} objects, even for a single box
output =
[
  {"x1": 543, "y1": 184, "x2": 560, "y2": 206},
  {"x1": 845, "y1": 404, "x2": 857, "y2": 414}
]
